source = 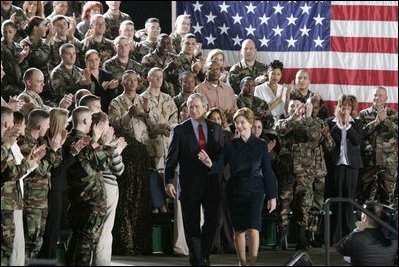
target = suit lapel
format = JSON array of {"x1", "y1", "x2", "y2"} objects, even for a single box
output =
[{"x1": 184, "y1": 120, "x2": 199, "y2": 152}]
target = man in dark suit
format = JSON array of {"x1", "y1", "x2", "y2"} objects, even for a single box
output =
[{"x1": 165, "y1": 93, "x2": 224, "y2": 266}]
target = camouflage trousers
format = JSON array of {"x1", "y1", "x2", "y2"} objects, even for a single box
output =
[
  {"x1": 276, "y1": 174, "x2": 295, "y2": 227},
  {"x1": 1, "y1": 210, "x2": 15, "y2": 266},
  {"x1": 23, "y1": 208, "x2": 48, "y2": 261},
  {"x1": 357, "y1": 166, "x2": 397, "y2": 205},
  {"x1": 66, "y1": 203, "x2": 107, "y2": 266},
  {"x1": 307, "y1": 175, "x2": 325, "y2": 233},
  {"x1": 292, "y1": 172, "x2": 317, "y2": 229}
]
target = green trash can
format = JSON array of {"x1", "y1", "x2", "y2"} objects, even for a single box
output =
[
  {"x1": 152, "y1": 225, "x2": 163, "y2": 254},
  {"x1": 261, "y1": 214, "x2": 277, "y2": 246},
  {"x1": 56, "y1": 241, "x2": 66, "y2": 265}
]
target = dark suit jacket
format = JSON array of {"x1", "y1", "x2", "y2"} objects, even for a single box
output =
[
  {"x1": 337, "y1": 228, "x2": 398, "y2": 266},
  {"x1": 325, "y1": 117, "x2": 364, "y2": 169},
  {"x1": 165, "y1": 118, "x2": 224, "y2": 200}
]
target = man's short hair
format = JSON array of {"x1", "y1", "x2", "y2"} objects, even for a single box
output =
[
  {"x1": 79, "y1": 94, "x2": 101, "y2": 107},
  {"x1": 71, "y1": 106, "x2": 91, "y2": 126},
  {"x1": 27, "y1": 109, "x2": 50, "y2": 128}
]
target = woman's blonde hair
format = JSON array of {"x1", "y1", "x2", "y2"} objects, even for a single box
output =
[
  {"x1": 48, "y1": 108, "x2": 69, "y2": 139},
  {"x1": 205, "y1": 49, "x2": 225, "y2": 66},
  {"x1": 233, "y1": 108, "x2": 255, "y2": 125},
  {"x1": 334, "y1": 94, "x2": 358, "y2": 117}
]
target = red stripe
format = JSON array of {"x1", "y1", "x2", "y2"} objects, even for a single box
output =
[
  {"x1": 281, "y1": 68, "x2": 398, "y2": 87},
  {"x1": 331, "y1": 5, "x2": 398, "y2": 21},
  {"x1": 330, "y1": 36, "x2": 398, "y2": 54},
  {"x1": 323, "y1": 101, "x2": 398, "y2": 114}
]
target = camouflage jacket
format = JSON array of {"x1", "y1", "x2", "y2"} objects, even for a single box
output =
[
  {"x1": 170, "y1": 31, "x2": 182, "y2": 54},
  {"x1": 290, "y1": 89, "x2": 330, "y2": 120},
  {"x1": 103, "y1": 55, "x2": 143, "y2": 82},
  {"x1": 49, "y1": 37, "x2": 84, "y2": 70},
  {"x1": 1, "y1": 144, "x2": 31, "y2": 211},
  {"x1": 103, "y1": 10, "x2": 132, "y2": 40},
  {"x1": 17, "y1": 90, "x2": 50, "y2": 119},
  {"x1": 236, "y1": 94, "x2": 274, "y2": 130},
  {"x1": 135, "y1": 39, "x2": 157, "y2": 62},
  {"x1": 359, "y1": 106, "x2": 398, "y2": 166},
  {"x1": 50, "y1": 63, "x2": 90, "y2": 102},
  {"x1": 228, "y1": 60, "x2": 267, "y2": 94},
  {"x1": 140, "y1": 89, "x2": 178, "y2": 170},
  {"x1": 64, "y1": 129, "x2": 114, "y2": 205},
  {"x1": 108, "y1": 93, "x2": 150, "y2": 145},
  {"x1": 173, "y1": 92, "x2": 191, "y2": 110},
  {"x1": 1, "y1": 40, "x2": 28, "y2": 98},
  {"x1": 275, "y1": 115, "x2": 323, "y2": 174},
  {"x1": 164, "y1": 52, "x2": 200, "y2": 90},
  {"x1": 81, "y1": 36, "x2": 115, "y2": 64},
  {"x1": 20, "y1": 37, "x2": 51, "y2": 79},
  {"x1": 18, "y1": 131, "x2": 62, "y2": 209}
]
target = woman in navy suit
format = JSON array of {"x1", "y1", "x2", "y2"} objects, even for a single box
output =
[
  {"x1": 199, "y1": 108, "x2": 277, "y2": 266},
  {"x1": 325, "y1": 94, "x2": 364, "y2": 243}
]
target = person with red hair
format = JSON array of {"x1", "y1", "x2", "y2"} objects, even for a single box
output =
[{"x1": 77, "y1": 1, "x2": 103, "y2": 39}]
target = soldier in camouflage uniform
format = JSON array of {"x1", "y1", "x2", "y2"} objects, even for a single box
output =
[
  {"x1": 307, "y1": 96, "x2": 335, "y2": 246},
  {"x1": 108, "y1": 70, "x2": 150, "y2": 145},
  {"x1": 228, "y1": 39, "x2": 268, "y2": 94},
  {"x1": 173, "y1": 71, "x2": 196, "y2": 110},
  {"x1": 236, "y1": 76, "x2": 274, "y2": 130},
  {"x1": 170, "y1": 14, "x2": 191, "y2": 55},
  {"x1": 164, "y1": 34, "x2": 203, "y2": 93},
  {"x1": 103, "y1": 1, "x2": 132, "y2": 40},
  {"x1": 141, "y1": 68, "x2": 178, "y2": 213},
  {"x1": 17, "y1": 109, "x2": 63, "y2": 260},
  {"x1": 81, "y1": 14, "x2": 115, "y2": 65},
  {"x1": 103, "y1": 36, "x2": 144, "y2": 93},
  {"x1": 274, "y1": 98, "x2": 324, "y2": 250},
  {"x1": 1, "y1": 20, "x2": 29, "y2": 100},
  {"x1": 20, "y1": 16, "x2": 54, "y2": 103},
  {"x1": 50, "y1": 43, "x2": 92, "y2": 103},
  {"x1": 1, "y1": 107, "x2": 39, "y2": 266},
  {"x1": 49, "y1": 15, "x2": 84, "y2": 70},
  {"x1": 358, "y1": 87, "x2": 398, "y2": 205},
  {"x1": 135, "y1": 18, "x2": 161, "y2": 62},
  {"x1": 0, "y1": 2, "x2": 27, "y2": 42},
  {"x1": 290, "y1": 69, "x2": 330, "y2": 120},
  {"x1": 18, "y1": 68, "x2": 73, "y2": 120},
  {"x1": 64, "y1": 106, "x2": 114, "y2": 266},
  {"x1": 142, "y1": 34, "x2": 178, "y2": 96}
]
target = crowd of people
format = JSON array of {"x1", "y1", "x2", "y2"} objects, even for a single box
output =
[{"x1": 1, "y1": 1, "x2": 398, "y2": 266}]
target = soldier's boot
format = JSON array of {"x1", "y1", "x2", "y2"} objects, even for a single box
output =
[
  {"x1": 296, "y1": 226, "x2": 310, "y2": 251},
  {"x1": 308, "y1": 231, "x2": 322, "y2": 248},
  {"x1": 272, "y1": 225, "x2": 288, "y2": 251}
]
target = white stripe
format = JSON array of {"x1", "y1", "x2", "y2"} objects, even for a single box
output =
[
  {"x1": 332, "y1": 1, "x2": 398, "y2": 6},
  {"x1": 208, "y1": 50, "x2": 399, "y2": 71},
  {"x1": 331, "y1": 20, "x2": 398, "y2": 38},
  {"x1": 309, "y1": 85, "x2": 398, "y2": 103}
]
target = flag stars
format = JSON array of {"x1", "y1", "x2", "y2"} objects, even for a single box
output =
[
  {"x1": 259, "y1": 14, "x2": 270, "y2": 25},
  {"x1": 232, "y1": 13, "x2": 243, "y2": 24},
  {"x1": 245, "y1": 2, "x2": 256, "y2": 14},
  {"x1": 245, "y1": 25, "x2": 256, "y2": 36},
  {"x1": 205, "y1": 34, "x2": 216, "y2": 45},
  {"x1": 313, "y1": 14, "x2": 325, "y2": 25},
  {"x1": 300, "y1": 3, "x2": 312, "y2": 15},
  {"x1": 273, "y1": 3, "x2": 284, "y2": 14},
  {"x1": 218, "y1": 23, "x2": 230, "y2": 35},
  {"x1": 219, "y1": 1, "x2": 230, "y2": 13},
  {"x1": 286, "y1": 36, "x2": 297, "y2": 47},
  {"x1": 192, "y1": 22, "x2": 203, "y2": 34},
  {"x1": 259, "y1": 36, "x2": 270, "y2": 47},
  {"x1": 314, "y1": 36, "x2": 324, "y2": 47},
  {"x1": 205, "y1": 12, "x2": 217, "y2": 23},
  {"x1": 299, "y1": 25, "x2": 311, "y2": 37},
  {"x1": 286, "y1": 14, "x2": 298, "y2": 25},
  {"x1": 272, "y1": 25, "x2": 283, "y2": 37},
  {"x1": 232, "y1": 35, "x2": 243, "y2": 46},
  {"x1": 192, "y1": 1, "x2": 203, "y2": 12}
]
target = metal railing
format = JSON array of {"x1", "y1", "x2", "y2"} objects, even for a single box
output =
[{"x1": 323, "y1": 197, "x2": 398, "y2": 266}]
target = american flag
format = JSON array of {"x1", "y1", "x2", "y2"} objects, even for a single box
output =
[{"x1": 175, "y1": 1, "x2": 398, "y2": 112}]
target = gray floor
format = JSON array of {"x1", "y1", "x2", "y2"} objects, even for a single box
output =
[{"x1": 110, "y1": 246, "x2": 348, "y2": 266}]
